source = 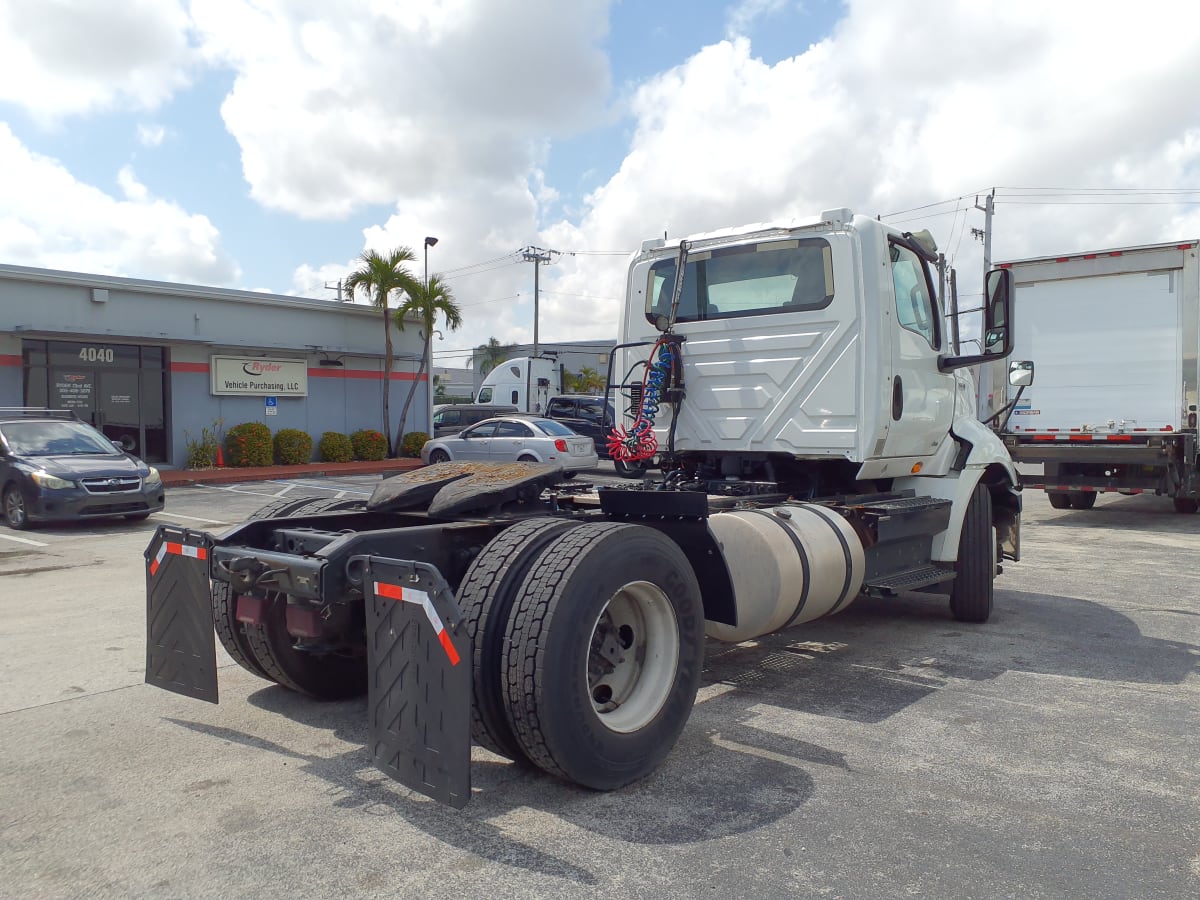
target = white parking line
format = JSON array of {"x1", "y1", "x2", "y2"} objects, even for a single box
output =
[
  {"x1": 0, "y1": 532, "x2": 49, "y2": 547},
  {"x1": 273, "y1": 483, "x2": 297, "y2": 499},
  {"x1": 266, "y1": 479, "x2": 372, "y2": 496},
  {"x1": 194, "y1": 483, "x2": 287, "y2": 499},
  {"x1": 155, "y1": 512, "x2": 225, "y2": 524}
]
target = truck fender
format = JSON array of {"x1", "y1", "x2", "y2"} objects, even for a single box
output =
[{"x1": 892, "y1": 416, "x2": 1021, "y2": 563}]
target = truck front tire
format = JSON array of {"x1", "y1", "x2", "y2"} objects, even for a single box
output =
[
  {"x1": 949, "y1": 483, "x2": 995, "y2": 624},
  {"x1": 502, "y1": 522, "x2": 704, "y2": 790}
]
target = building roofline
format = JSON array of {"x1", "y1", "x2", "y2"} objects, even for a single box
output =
[{"x1": 0, "y1": 262, "x2": 383, "y2": 317}]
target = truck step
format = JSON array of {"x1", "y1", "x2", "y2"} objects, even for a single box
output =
[
  {"x1": 855, "y1": 496, "x2": 952, "y2": 514},
  {"x1": 863, "y1": 564, "x2": 955, "y2": 596}
]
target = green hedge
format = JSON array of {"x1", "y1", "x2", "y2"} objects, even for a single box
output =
[
  {"x1": 318, "y1": 431, "x2": 354, "y2": 463},
  {"x1": 274, "y1": 428, "x2": 313, "y2": 465},
  {"x1": 351, "y1": 429, "x2": 387, "y2": 461},
  {"x1": 225, "y1": 422, "x2": 272, "y2": 467},
  {"x1": 400, "y1": 431, "x2": 429, "y2": 458}
]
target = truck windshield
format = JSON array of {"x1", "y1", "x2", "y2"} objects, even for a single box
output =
[{"x1": 646, "y1": 238, "x2": 833, "y2": 324}]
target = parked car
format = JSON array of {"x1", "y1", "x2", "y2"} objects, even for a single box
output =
[
  {"x1": 544, "y1": 395, "x2": 651, "y2": 479},
  {"x1": 431, "y1": 403, "x2": 519, "y2": 438},
  {"x1": 420, "y1": 415, "x2": 598, "y2": 476},
  {"x1": 0, "y1": 408, "x2": 165, "y2": 529}
]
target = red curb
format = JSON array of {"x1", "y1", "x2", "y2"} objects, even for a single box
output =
[{"x1": 161, "y1": 459, "x2": 424, "y2": 487}]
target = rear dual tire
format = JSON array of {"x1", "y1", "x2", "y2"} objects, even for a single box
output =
[
  {"x1": 500, "y1": 522, "x2": 704, "y2": 790},
  {"x1": 212, "y1": 496, "x2": 368, "y2": 696}
]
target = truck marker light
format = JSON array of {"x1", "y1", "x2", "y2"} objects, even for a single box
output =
[
  {"x1": 149, "y1": 540, "x2": 207, "y2": 577},
  {"x1": 910, "y1": 462, "x2": 922, "y2": 473},
  {"x1": 374, "y1": 580, "x2": 460, "y2": 666}
]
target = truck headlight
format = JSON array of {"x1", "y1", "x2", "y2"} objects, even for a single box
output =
[
  {"x1": 32, "y1": 471, "x2": 75, "y2": 490},
  {"x1": 143, "y1": 467, "x2": 162, "y2": 486}
]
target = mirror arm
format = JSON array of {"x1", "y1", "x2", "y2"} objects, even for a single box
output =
[{"x1": 983, "y1": 384, "x2": 1025, "y2": 430}]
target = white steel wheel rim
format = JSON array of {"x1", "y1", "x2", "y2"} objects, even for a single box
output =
[{"x1": 585, "y1": 580, "x2": 679, "y2": 733}]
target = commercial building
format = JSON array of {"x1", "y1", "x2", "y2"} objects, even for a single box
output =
[{"x1": 0, "y1": 264, "x2": 429, "y2": 468}]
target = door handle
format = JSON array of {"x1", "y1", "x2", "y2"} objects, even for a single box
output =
[{"x1": 892, "y1": 376, "x2": 903, "y2": 421}]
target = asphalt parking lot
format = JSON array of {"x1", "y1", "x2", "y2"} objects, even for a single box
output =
[{"x1": 1, "y1": 474, "x2": 1198, "y2": 899}]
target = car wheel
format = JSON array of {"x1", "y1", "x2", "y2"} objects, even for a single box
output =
[
  {"x1": 429, "y1": 449, "x2": 450, "y2": 464},
  {"x1": 3, "y1": 483, "x2": 29, "y2": 530}
]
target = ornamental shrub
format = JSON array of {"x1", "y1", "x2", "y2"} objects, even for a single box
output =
[
  {"x1": 274, "y1": 428, "x2": 314, "y2": 465},
  {"x1": 225, "y1": 422, "x2": 272, "y2": 467},
  {"x1": 183, "y1": 418, "x2": 224, "y2": 469},
  {"x1": 401, "y1": 431, "x2": 429, "y2": 458},
  {"x1": 351, "y1": 428, "x2": 387, "y2": 461},
  {"x1": 317, "y1": 431, "x2": 354, "y2": 463}
]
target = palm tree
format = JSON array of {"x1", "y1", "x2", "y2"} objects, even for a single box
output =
[
  {"x1": 343, "y1": 247, "x2": 418, "y2": 456},
  {"x1": 470, "y1": 337, "x2": 517, "y2": 377},
  {"x1": 395, "y1": 273, "x2": 463, "y2": 451}
]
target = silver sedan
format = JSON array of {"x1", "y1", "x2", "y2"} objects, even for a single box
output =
[{"x1": 420, "y1": 416, "x2": 599, "y2": 476}]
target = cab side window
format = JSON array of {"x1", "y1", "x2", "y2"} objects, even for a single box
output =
[
  {"x1": 889, "y1": 243, "x2": 939, "y2": 349},
  {"x1": 547, "y1": 398, "x2": 573, "y2": 417}
]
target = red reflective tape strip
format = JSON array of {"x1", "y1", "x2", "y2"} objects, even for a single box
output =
[
  {"x1": 1106, "y1": 435, "x2": 1132, "y2": 441},
  {"x1": 150, "y1": 542, "x2": 168, "y2": 576},
  {"x1": 373, "y1": 580, "x2": 460, "y2": 666},
  {"x1": 166, "y1": 542, "x2": 207, "y2": 560},
  {"x1": 375, "y1": 581, "x2": 404, "y2": 602},
  {"x1": 437, "y1": 629, "x2": 461, "y2": 666}
]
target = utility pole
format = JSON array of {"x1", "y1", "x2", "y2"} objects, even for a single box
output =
[
  {"x1": 973, "y1": 189, "x2": 994, "y2": 274},
  {"x1": 521, "y1": 246, "x2": 558, "y2": 358},
  {"x1": 973, "y1": 189, "x2": 996, "y2": 420},
  {"x1": 324, "y1": 279, "x2": 343, "y2": 302}
]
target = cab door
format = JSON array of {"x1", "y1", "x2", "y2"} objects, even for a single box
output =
[{"x1": 879, "y1": 240, "x2": 955, "y2": 458}]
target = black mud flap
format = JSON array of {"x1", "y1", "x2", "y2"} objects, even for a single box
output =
[
  {"x1": 145, "y1": 525, "x2": 218, "y2": 703},
  {"x1": 361, "y1": 556, "x2": 472, "y2": 808}
]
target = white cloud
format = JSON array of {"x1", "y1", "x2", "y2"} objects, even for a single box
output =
[
  {"x1": 535, "y1": 0, "x2": 1200, "y2": 343},
  {"x1": 189, "y1": 0, "x2": 611, "y2": 220},
  {"x1": 0, "y1": 0, "x2": 196, "y2": 122},
  {"x1": 137, "y1": 123, "x2": 168, "y2": 147},
  {"x1": 725, "y1": 0, "x2": 791, "y2": 39},
  {"x1": 0, "y1": 124, "x2": 239, "y2": 284}
]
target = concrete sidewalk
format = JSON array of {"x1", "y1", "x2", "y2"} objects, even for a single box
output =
[{"x1": 159, "y1": 457, "x2": 424, "y2": 487}]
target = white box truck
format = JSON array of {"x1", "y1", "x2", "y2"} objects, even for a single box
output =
[
  {"x1": 992, "y1": 240, "x2": 1199, "y2": 513},
  {"x1": 474, "y1": 354, "x2": 561, "y2": 414}
]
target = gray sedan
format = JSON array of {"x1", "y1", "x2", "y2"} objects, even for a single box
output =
[{"x1": 420, "y1": 416, "x2": 598, "y2": 476}]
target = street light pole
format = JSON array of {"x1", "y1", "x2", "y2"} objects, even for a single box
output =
[{"x1": 424, "y1": 236, "x2": 438, "y2": 438}]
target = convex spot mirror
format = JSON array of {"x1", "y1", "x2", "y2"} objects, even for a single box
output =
[{"x1": 1009, "y1": 360, "x2": 1034, "y2": 387}]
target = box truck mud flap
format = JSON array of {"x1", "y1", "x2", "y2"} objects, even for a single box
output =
[{"x1": 360, "y1": 556, "x2": 472, "y2": 809}]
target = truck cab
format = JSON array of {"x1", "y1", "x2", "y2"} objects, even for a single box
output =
[{"x1": 611, "y1": 209, "x2": 1018, "y2": 562}]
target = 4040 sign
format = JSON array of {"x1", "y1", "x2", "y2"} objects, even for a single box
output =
[{"x1": 78, "y1": 346, "x2": 116, "y2": 363}]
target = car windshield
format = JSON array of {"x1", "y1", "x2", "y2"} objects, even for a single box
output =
[
  {"x1": 529, "y1": 419, "x2": 577, "y2": 436},
  {"x1": 1, "y1": 420, "x2": 121, "y2": 457}
]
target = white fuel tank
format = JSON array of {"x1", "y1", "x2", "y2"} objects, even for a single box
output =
[{"x1": 705, "y1": 504, "x2": 865, "y2": 643}]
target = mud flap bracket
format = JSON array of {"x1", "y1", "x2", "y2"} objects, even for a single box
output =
[
  {"x1": 360, "y1": 556, "x2": 472, "y2": 809},
  {"x1": 145, "y1": 525, "x2": 218, "y2": 702}
]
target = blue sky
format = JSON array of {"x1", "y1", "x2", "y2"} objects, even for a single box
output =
[{"x1": 2, "y1": 0, "x2": 1199, "y2": 366}]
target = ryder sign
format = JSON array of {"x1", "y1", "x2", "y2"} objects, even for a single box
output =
[{"x1": 211, "y1": 356, "x2": 308, "y2": 397}]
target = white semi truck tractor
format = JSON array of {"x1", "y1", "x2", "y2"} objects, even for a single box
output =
[{"x1": 145, "y1": 209, "x2": 1022, "y2": 808}]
